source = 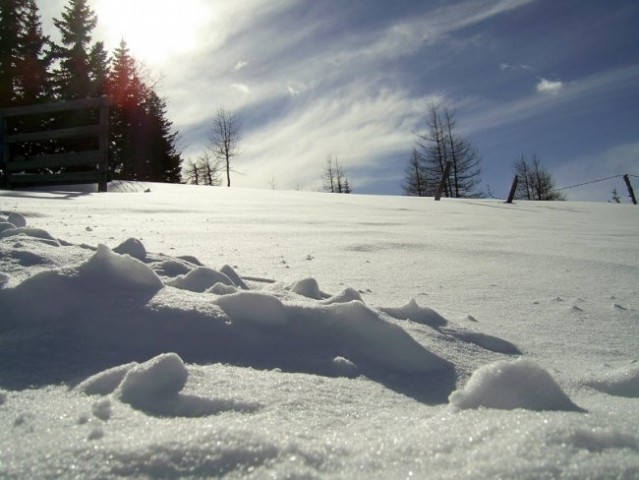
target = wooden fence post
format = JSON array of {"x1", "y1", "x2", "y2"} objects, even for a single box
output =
[
  {"x1": 623, "y1": 174, "x2": 637, "y2": 205},
  {"x1": 506, "y1": 175, "x2": 518, "y2": 203},
  {"x1": 434, "y1": 161, "x2": 452, "y2": 201}
]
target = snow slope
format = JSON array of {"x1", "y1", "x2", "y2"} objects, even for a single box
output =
[{"x1": 0, "y1": 182, "x2": 638, "y2": 479}]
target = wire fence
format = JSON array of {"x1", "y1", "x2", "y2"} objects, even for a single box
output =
[{"x1": 557, "y1": 174, "x2": 638, "y2": 190}]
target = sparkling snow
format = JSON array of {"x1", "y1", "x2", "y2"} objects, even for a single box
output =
[{"x1": 0, "y1": 182, "x2": 638, "y2": 479}]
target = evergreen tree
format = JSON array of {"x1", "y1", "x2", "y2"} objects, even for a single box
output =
[
  {"x1": 107, "y1": 40, "x2": 146, "y2": 178},
  {"x1": 107, "y1": 40, "x2": 181, "y2": 182},
  {"x1": 0, "y1": 0, "x2": 23, "y2": 107},
  {"x1": 51, "y1": 0, "x2": 99, "y2": 100},
  {"x1": 141, "y1": 89, "x2": 182, "y2": 183},
  {"x1": 15, "y1": 0, "x2": 51, "y2": 105}
]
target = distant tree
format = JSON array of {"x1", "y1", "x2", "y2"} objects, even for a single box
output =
[
  {"x1": 415, "y1": 103, "x2": 482, "y2": 198},
  {"x1": 198, "y1": 152, "x2": 222, "y2": 186},
  {"x1": 512, "y1": 154, "x2": 564, "y2": 201},
  {"x1": 610, "y1": 188, "x2": 621, "y2": 204},
  {"x1": 183, "y1": 158, "x2": 201, "y2": 185},
  {"x1": 323, "y1": 155, "x2": 351, "y2": 193},
  {"x1": 402, "y1": 147, "x2": 428, "y2": 196},
  {"x1": 210, "y1": 107, "x2": 240, "y2": 187}
]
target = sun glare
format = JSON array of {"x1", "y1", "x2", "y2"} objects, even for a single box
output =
[{"x1": 94, "y1": 0, "x2": 212, "y2": 65}]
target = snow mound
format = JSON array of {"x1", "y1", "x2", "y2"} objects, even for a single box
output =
[
  {"x1": 7, "y1": 212, "x2": 27, "y2": 227},
  {"x1": 118, "y1": 353, "x2": 188, "y2": 400},
  {"x1": 449, "y1": 358, "x2": 582, "y2": 411},
  {"x1": 215, "y1": 291, "x2": 288, "y2": 326},
  {"x1": 290, "y1": 277, "x2": 323, "y2": 299},
  {"x1": 115, "y1": 353, "x2": 260, "y2": 417},
  {"x1": 0, "y1": 227, "x2": 59, "y2": 246},
  {"x1": 585, "y1": 364, "x2": 639, "y2": 397},
  {"x1": 332, "y1": 356, "x2": 359, "y2": 377},
  {"x1": 0, "y1": 222, "x2": 15, "y2": 234},
  {"x1": 76, "y1": 362, "x2": 139, "y2": 395},
  {"x1": 113, "y1": 237, "x2": 146, "y2": 261},
  {"x1": 381, "y1": 299, "x2": 448, "y2": 328},
  {"x1": 323, "y1": 300, "x2": 451, "y2": 374},
  {"x1": 220, "y1": 265, "x2": 248, "y2": 289},
  {"x1": 167, "y1": 267, "x2": 235, "y2": 292},
  {"x1": 78, "y1": 244, "x2": 163, "y2": 292},
  {"x1": 206, "y1": 283, "x2": 238, "y2": 295},
  {"x1": 321, "y1": 287, "x2": 364, "y2": 305},
  {"x1": 152, "y1": 259, "x2": 192, "y2": 277}
]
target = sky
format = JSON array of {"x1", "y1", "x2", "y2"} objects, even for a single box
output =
[{"x1": 37, "y1": 0, "x2": 639, "y2": 200}]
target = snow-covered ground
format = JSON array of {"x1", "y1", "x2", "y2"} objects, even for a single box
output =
[{"x1": 1, "y1": 182, "x2": 638, "y2": 479}]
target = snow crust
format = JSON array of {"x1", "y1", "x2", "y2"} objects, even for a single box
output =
[{"x1": 1, "y1": 183, "x2": 637, "y2": 479}]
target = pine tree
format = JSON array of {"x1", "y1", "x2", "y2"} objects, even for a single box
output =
[
  {"x1": 107, "y1": 40, "x2": 146, "y2": 179},
  {"x1": 0, "y1": 0, "x2": 24, "y2": 107},
  {"x1": 15, "y1": 0, "x2": 51, "y2": 105},
  {"x1": 142, "y1": 89, "x2": 182, "y2": 183},
  {"x1": 51, "y1": 0, "x2": 99, "y2": 100},
  {"x1": 107, "y1": 40, "x2": 181, "y2": 182}
]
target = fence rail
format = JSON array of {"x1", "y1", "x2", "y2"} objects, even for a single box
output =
[{"x1": 0, "y1": 96, "x2": 110, "y2": 192}]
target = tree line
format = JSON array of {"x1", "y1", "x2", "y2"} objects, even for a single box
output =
[{"x1": 0, "y1": 0, "x2": 181, "y2": 183}]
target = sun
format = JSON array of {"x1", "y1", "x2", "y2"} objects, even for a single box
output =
[{"x1": 94, "y1": 0, "x2": 213, "y2": 65}]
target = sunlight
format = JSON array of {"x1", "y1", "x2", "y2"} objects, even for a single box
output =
[{"x1": 94, "y1": 0, "x2": 213, "y2": 65}]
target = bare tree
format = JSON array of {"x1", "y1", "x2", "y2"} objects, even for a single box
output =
[
  {"x1": 323, "y1": 155, "x2": 351, "y2": 193},
  {"x1": 198, "y1": 152, "x2": 222, "y2": 186},
  {"x1": 402, "y1": 147, "x2": 429, "y2": 196},
  {"x1": 182, "y1": 153, "x2": 221, "y2": 186},
  {"x1": 413, "y1": 103, "x2": 482, "y2": 198},
  {"x1": 183, "y1": 158, "x2": 201, "y2": 185},
  {"x1": 512, "y1": 154, "x2": 564, "y2": 201},
  {"x1": 210, "y1": 107, "x2": 240, "y2": 187}
]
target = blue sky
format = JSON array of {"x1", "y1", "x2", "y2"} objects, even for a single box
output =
[{"x1": 40, "y1": 0, "x2": 639, "y2": 200}]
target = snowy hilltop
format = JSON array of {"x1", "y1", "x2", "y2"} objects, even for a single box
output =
[{"x1": 1, "y1": 183, "x2": 638, "y2": 478}]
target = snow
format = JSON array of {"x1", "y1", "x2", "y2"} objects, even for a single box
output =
[
  {"x1": 448, "y1": 358, "x2": 582, "y2": 411},
  {"x1": 1, "y1": 182, "x2": 638, "y2": 478}
]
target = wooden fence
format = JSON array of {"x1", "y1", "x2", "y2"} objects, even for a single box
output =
[{"x1": 0, "y1": 96, "x2": 110, "y2": 192}]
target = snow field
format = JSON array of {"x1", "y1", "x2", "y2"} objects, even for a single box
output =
[{"x1": 0, "y1": 183, "x2": 638, "y2": 478}]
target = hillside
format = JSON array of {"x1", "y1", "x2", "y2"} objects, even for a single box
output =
[{"x1": 1, "y1": 183, "x2": 638, "y2": 478}]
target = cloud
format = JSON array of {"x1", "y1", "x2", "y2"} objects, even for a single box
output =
[
  {"x1": 461, "y1": 65, "x2": 639, "y2": 136},
  {"x1": 231, "y1": 83, "x2": 251, "y2": 95},
  {"x1": 234, "y1": 60, "x2": 248, "y2": 71},
  {"x1": 536, "y1": 78, "x2": 564, "y2": 95}
]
